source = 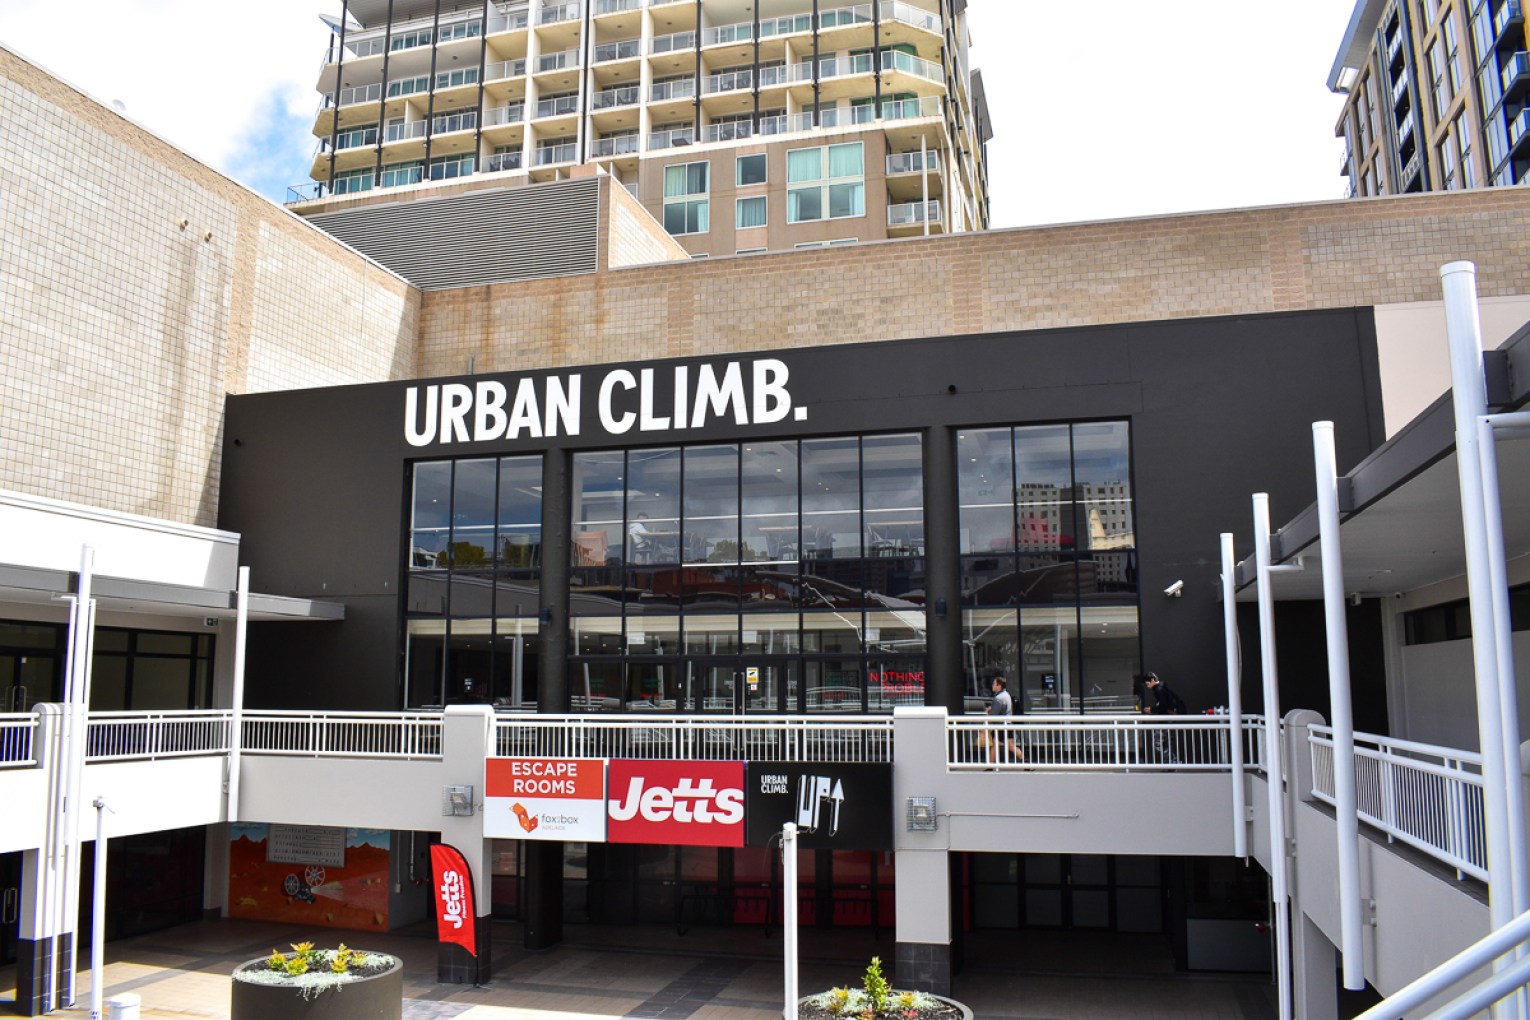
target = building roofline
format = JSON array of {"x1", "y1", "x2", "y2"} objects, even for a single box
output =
[{"x1": 1328, "y1": 0, "x2": 1388, "y2": 91}]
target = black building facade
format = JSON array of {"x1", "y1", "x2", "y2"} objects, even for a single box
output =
[{"x1": 220, "y1": 310, "x2": 1386, "y2": 720}]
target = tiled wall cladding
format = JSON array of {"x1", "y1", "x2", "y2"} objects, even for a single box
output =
[
  {"x1": 418, "y1": 189, "x2": 1530, "y2": 378},
  {"x1": 0, "y1": 49, "x2": 419, "y2": 529}
]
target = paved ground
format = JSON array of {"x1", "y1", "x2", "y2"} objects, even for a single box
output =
[{"x1": 1, "y1": 919, "x2": 1279, "y2": 1019}]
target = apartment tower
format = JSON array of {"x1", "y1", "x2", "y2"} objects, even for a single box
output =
[
  {"x1": 1330, "y1": 0, "x2": 1529, "y2": 196},
  {"x1": 298, "y1": 0, "x2": 992, "y2": 254}
]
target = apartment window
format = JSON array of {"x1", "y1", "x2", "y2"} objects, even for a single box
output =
[
  {"x1": 1444, "y1": 15, "x2": 1462, "y2": 95},
  {"x1": 737, "y1": 153, "x2": 767, "y2": 186},
  {"x1": 332, "y1": 168, "x2": 374, "y2": 195},
  {"x1": 1441, "y1": 130, "x2": 1459, "y2": 187},
  {"x1": 437, "y1": 19, "x2": 483, "y2": 42},
  {"x1": 1419, "y1": 0, "x2": 1437, "y2": 28},
  {"x1": 736, "y1": 196, "x2": 767, "y2": 229},
  {"x1": 1429, "y1": 42, "x2": 1450, "y2": 121},
  {"x1": 392, "y1": 28, "x2": 433, "y2": 50},
  {"x1": 435, "y1": 67, "x2": 480, "y2": 90},
  {"x1": 335, "y1": 123, "x2": 379, "y2": 150},
  {"x1": 786, "y1": 142, "x2": 864, "y2": 223},
  {"x1": 381, "y1": 161, "x2": 423, "y2": 187},
  {"x1": 388, "y1": 75, "x2": 430, "y2": 98},
  {"x1": 1457, "y1": 113, "x2": 1477, "y2": 186},
  {"x1": 428, "y1": 153, "x2": 476, "y2": 180},
  {"x1": 663, "y1": 161, "x2": 710, "y2": 235}
]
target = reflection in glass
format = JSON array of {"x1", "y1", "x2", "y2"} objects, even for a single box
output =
[
  {"x1": 684, "y1": 445, "x2": 739, "y2": 563},
  {"x1": 802, "y1": 610, "x2": 862, "y2": 654},
  {"x1": 684, "y1": 613, "x2": 739, "y2": 655},
  {"x1": 1019, "y1": 608, "x2": 1078, "y2": 713},
  {"x1": 685, "y1": 661, "x2": 737, "y2": 711},
  {"x1": 572, "y1": 616, "x2": 623, "y2": 656},
  {"x1": 498, "y1": 456, "x2": 542, "y2": 569},
  {"x1": 862, "y1": 433, "x2": 923, "y2": 555},
  {"x1": 1078, "y1": 606, "x2": 1140, "y2": 710},
  {"x1": 624, "y1": 614, "x2": 680, "y2": 655},
  {"x1": 801, "y1": 437, "x2": 860, "y2": 559},
  {"x1": 410, "y1": 462, "x2": 452, "y2": 568},
  {"x1": 960, "y1": 609, "x2": 1018, "y2": 708},
  {"x1": 573, "y1": 451, "x2": 625, "y2": 568},
  {"x1": 867, "y1": 659, "x2": 924, "y2": 712},
  {"x1": 865, "y1": 609, "x2": 926, "y2": 656},
  {"x1": 740, "y1": 614, "x2": 802, "y2": 655},
  {"x1": 451, "y1": 458, "x2": 498, "y2": 568},
  {"x1": 573, "y1": 660, "x2": 623, "y2": 710},
  {"x1": 624, "y1": 661, "x2": 680, "y2": 709},
  {"x1": 1014, "y1": 425, "x2": 1073, "y2": 553},
  {"x1": 742, "y1": 440, "x2": 799, "y2": 562},
  {"x1": 804, "y1": 658, "x2": 861, "y2": 712},
  {"x1": 627, "y1": 448, "x2": 681, "y2": 563},
  {"x1": 958, "y1": 428, "x2": 1015, "y2": 554}
]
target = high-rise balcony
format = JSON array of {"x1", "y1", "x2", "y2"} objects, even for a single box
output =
[
  {"x1": 652, "y1": 29, "x2": 698, "y2": 54},
  {"x1": 886, "y1": 151, "x2": 932, "y2": 175},
  {"x1": 483, "y1": 103, "x2": 526, "y2": 126},
  {"x1": 537, "y1": 48, "x2": 579, "y2": 73},
  {"x1": 650, "y1": 78, "x2": 697, "y2": 102},
  {"x1": 789, "y1": 94, "x2": 940, "y2": 132},
  {"x1": 593, "y1": 39, "x2": 641, "y2": 62},
  {"x1": 703, "y1": 69, "x2": 754, "y2": 95},
  {"x1": 486, "y1": 58, "x2": 528, "y2": 81},
  {"x1": 385, "y1": 120, "x2": 427, "y2": 143},
  {"x1": 595, "y1": 0, "x2": 641, "y2": 13},
  {"x1": 534, "y1": 142, "x2": 578, "y2": 165},
  {"x1": 536, "y1": 94, "x2": 581, "y2": 118},
  {"x1": 1495, "y1": 1, "x2": 1524, "y2": 50},
  {"x1": 538, "y1": 2, "x2": 581, "y2": 25},
  {"x1": 887, "y1": 199, "x2": 941, "y2": 228},
  {"x1": 698, "y1": 1, "x2": 939, "y2": 47},
  {"x1": 702, "y1": 120, "x2": 753, "y2": 143},
  {"x1": 593, "y1": 85, "x2": 642, "y2": 109},
  {"x1": 592, "y1": 134, "x2": 640, "y2": 157},
  {"x1": 335, "y1": 82, "x2": 384, "y2": 107},
  {"x1": 649, "y1": 126, "x2": 695, "y2": 149},
  {"x1": 1501, "y1": 52, "x2": 1530, "y2": 102},
  {"x1": 431, "y1": 111, "x2": 477, "y2": 134},
  {"x1": 485, "y1": 151, "x2": 524, "y2": 173}
]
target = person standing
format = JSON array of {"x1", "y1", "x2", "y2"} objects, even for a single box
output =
[
  {"x1": 1141, "y1": 672, "x2": 1185, "y2": 763},
  {"x1": 987, "y1": 675, "x2": 1024, "y2": 764}
]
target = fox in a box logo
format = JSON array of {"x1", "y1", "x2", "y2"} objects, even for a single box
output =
[{"x1": 607, "y1": 760, "x2": 745, "y2": 847}]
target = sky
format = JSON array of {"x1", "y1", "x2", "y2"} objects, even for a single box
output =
[{"x1": 0, "y1": 0, "x2": 1356, "y2": 228}]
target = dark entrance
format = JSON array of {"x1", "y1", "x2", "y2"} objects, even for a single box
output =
[{"x1": 1, "y1": 851, "x2": 20, "y2": 967}]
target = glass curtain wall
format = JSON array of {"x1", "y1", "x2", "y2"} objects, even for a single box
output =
[
  {"x1": 405, "y1": 456, "x2": 542, "y2": 708},
  {"x1": 570, "y1": 434, "x2": 926, "y2": 713},
  {"x1": 957, "y1": 422, "x2": 1139, "y2": 714}
]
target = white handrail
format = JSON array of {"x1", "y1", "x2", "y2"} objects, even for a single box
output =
[
  {"x1": 494, "y1": 714, "x2": 891, "y2": 762},
  {"x1": 947, "y1": 715, "x2": 1236, "y2": 771},
  {"x1": 0, "y1": 712, "x2": 38, "y2": 767},
  {"x1": 1356, "y1": 905, "x2": 1530, "y2": 1019},
  {"x1": 84, "y1": 710, "x2": 233, "y2": 762},
  {"x1": 242, "y1": 710, "x2": 444, "y2": 760},
  {"x1": 1308, "y1": 724, "x2": 1487, "y2": 881}
]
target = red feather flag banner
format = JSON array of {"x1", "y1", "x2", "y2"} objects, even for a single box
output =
[{"x1": 429, "y1": 844, "x2": 478, "y2": 956}]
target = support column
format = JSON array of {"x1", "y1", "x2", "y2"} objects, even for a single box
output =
[
  {"x1": 540, "y1": 448, "x2": 571, "y2": 712},
  {"x1": 922, "y1": 425, "x2": 961, "y2": 713},
  {"x1": 893, "y1": 707, "x2": 952, "y2": 994},
  {"x1": 1291, "y1": 903, "x2": 1341, "y2": 1020},
  {"x1": 15, "y1": 849, "x2": 52, "y2": 1017},
  {"x1": 438, "y1": 706, "x2": 493, "y2": 984}
]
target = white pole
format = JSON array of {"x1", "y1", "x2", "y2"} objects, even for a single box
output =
[
  {"x1": 1220, "y1": 532, "x2": 1247, "y2": 860},
  {"x1": 1477, "y1": 414, "x2": 1530, "y2": 924},
  {"x1": 1253, "y1": 494, "x2": 1292, "y2": 1020},
  {"x1": 226, "y1": 567, "x2": 250, "y2": 823},
  {"x1": 60, "y1": 546, "x2": 96, "y2": 1008},
  {"x1": 1313, "y1": 422, "x2": 1365, "y2": 990},
  {"x1": 91, "y1": 796, "x2": 108, "y2": 1020},
  {"x1": 783, "y1": 822, "x2": 798, "y2": 1020},
  {"x1": 920, "y1": 132, "x2": 929, "y2": 237},
  {"x1": 1440, "y1": 262, "x2": 1519, "y2": 965}
]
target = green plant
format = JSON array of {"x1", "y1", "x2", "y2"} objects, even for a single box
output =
[
  {"x1": 862, "y1": 956, "x2": 890, "y2": 1015},
  {"x1": 824, "y1": 987, "x2": 853, "y2": 1016}
]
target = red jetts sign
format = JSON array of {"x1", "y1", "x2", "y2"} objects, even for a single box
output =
[
  {"x1": 429, "y1": 844, "x2": 477, "y2": 956},
  {"x1": 606, "y1": 760, "x2": 745, "y2": 847}
]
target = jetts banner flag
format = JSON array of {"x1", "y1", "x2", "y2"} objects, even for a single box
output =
[
  {"x1": 744, "y1": 762, "x2": 893, "y2": 850},
  {"x1": 429, "y1": 844, "x2": 478, "y2": 956}
]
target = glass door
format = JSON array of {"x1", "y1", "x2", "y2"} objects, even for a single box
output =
[
  {"x1": 685, "y1": 659, "x2": 742, "y2": 713},
  {"x1": 1, "y1": 651, "x2": 57, "y2": 712}
]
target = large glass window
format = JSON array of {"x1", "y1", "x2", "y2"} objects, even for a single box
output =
[
  {"x1": 664, "y1": 161, "x2": 710, "y2": 235},
  {"x1": 737, "y1": 153, "x2": 767, "y2": 185},
  {"x1": 958, "y1": 421, "x2": 1139, "y2": 713},
  {"x1": 736, "y1": 195, "x2": 767, "y2": 229},
  {"x1": 570, "y1": 434, "x2": 925, "y2": 713},
  {"x1": 787, "y1": 143, "x2": 864, "y2": 222},
  {"x1": 405, "y1": 456, "x2": 543, "y2": 708}
]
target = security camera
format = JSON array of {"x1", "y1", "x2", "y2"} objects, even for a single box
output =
[{"x1": 1163, "y1": 580, "x2": 1184, "y2": 598}]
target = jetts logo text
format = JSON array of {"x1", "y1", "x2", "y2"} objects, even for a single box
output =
[{"x1": 606, "y1": 760, "x2": 745, "y2": 847}]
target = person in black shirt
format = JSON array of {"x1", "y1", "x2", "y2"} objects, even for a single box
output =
[{"x1": 1139, "y1": 672, "x2": 1185, "y2": 763}]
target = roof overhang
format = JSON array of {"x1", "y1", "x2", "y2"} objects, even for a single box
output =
[
  {"x1": 1233, "y1": 326, "x2": 1530, "y2": 600},
  {"x1": 1328, "y1": 0, "x2": 1388, "y2": 91},
  {"x1": 0, "y1": 563, "x2": 344, "y2": 622}
]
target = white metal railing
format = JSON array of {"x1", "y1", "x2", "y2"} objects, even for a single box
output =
[
  {"x1": 703, "y1": 120, "x2": 754, "y2": 142},
  {"x1": 485, "y1": 151, "x2": 524, "y2": 172},
  {"x1": 1309, "y1": 725, "x2": 1488, "y2": 881},
  {"x1": 242, "y1": 711, "x2": 444, "y2": 760},
  {"x1": 495, "y1": 714, "x2": 892, "y2": 762},
  {"x1": 539, "y1": 2, "x2": 581, "y2": 24},
  {"x1": 788, "y1": 94, "x2": 940, "y2": 133},
  {"x1": 652, "y1": 29, "x2": 697, "y2": 53},
  {"x1": 0, "y1": 712, "x2": 38, "y2": 767},
  {"x1": 887, "y1": 150, "x2": 930, "y2": 174},
  {"x1": 431, "y1": 111, "x2": 477, "y2": 134},
  {"x1": 593, "y1": 85, "x2": 642, "y2": 109},
  {"x1": 594, "y1": 39, "x2": 642, "y2": 62},
  {"x1": 336, "y1": 82, "x2": 384, "y2": 106},
  {"x1": 536, "y1": 94, "x2": 581, "y2": 118},
  {"x1": 386, "y1": 120, "x2": 427, "y2": 142},
  {"x1": 703, "y1": 69, "x2": 754, "y2": 94},
  {"x1": 537, "y1": 48, "x2": 579, "y2": 73},
  {"x1": 596, "y1": 0, "x2": 641, "y2": 12},
  {"x1": 85, "y1": 710, "x2": 233, "y2": 763},
  {"x1": 947, "y1": 715, "x2": 1236, "y2": 771},
  {"x1": 592, "y1": 134, "x2": 640, "y2": 156},
  {"x1": 490, "y1": 9, "x2": 532, "y2": 32},
  {"x1": 887, "y1": 199, "x2": 940, "y2": 226}
]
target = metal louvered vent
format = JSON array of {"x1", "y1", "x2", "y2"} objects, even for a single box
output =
[{"x1": 307, "y1": 177, "x2": 602, "y2": 290}]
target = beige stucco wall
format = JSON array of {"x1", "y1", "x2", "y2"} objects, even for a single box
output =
[
  {"x1": 604, "y1": 174, "x2": 690, "y2": 269},
  {"x1": 0, "y1": 47, "x2": 419, "y2": 529},
  {"x1": 417, "y1": 188, "x2": 1530, "y2": 405}
]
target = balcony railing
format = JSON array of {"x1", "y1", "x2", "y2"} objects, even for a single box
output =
[
  {"x1": 85, "y1": 710, "x2": 233, "y2": 763},
  {"x1": 887, "y1": 150, "x2": 931, "y2": 174},
  {"x1": 484, "y1": 103, "x2": 526, "y2": 126},
  {"x1": 385, "y1": 120, "x2": 428, "y2": 142},
  {"x1": 336, "y1": 82, "x2": 384, "y2": 107},
  {"x1": 652, "y1": 29, "x2": 697, "y2": 53},
  {"x1": 947, "y1": 715, "x2": 1233, "y2": 772},
  {"x1": 1309, "y1": 724, "x2": 1487, "y2": 881},
  {"x1": 485, "y1": 151, "x2": 525, "y2": 172},
  {"x1": 0, "y1": 713, "x2": 37, "y2": 768},
  {"x1": 1501, "y1": 51, "x2": 1530, "y2": 95},
  {"x1": 594, "y1": 39, "x2": 642, "y2": 62},
  {"x1": 650, "y1": 78, "x2": 697, "y2": 102},
  {"x1": 592, "y1": 134, "x2": 640, "y2": 156},
  {"x1": 490, "y1": 9, "x2": 532, "y2": 31},
  {"x1": 596, "y1": 0, "x2": 641, "y2": 12},
  {"x1": 1495, "y1": 0, "x2": 1524, "y2": 42},
  {"x1": 789, "y1": 94, "x2": 940, "y2": 132},
  {"x1": 593, "y1": 85, "x2": 642, "y2": 109},
  {"x1": 703, "y1": 69, "x2": 754, "y2": 94},
  {"x1": 535, "y1": 142, "x2": 578, "y2": 164},
  {"x1": 537, "y1": 48, "x2": 579, "y2": 72},
  {"x1": 431, "y1": 111, "x2": 477, "y2": 134},
  {"x1": 538, "y1": 2, "x2": 581, "y2": 24},
  {"x1": 486, "y1": 57, "x2": 528, "y2": 80},
  {"x1": 649, "y1": 126, "x2": 695, "y2": 149},
  {"x1": 495, "y1": 714, "x2": 892, "y2": 762},
  {"x1": 243, "y1": 710, "x2": 444, "y2": 760},
  {"x1": 1510, "y1": 106, "x2": 1530, "y2": 147},
  {"x1": 535, "y1": 94, "x2": 581, "y2": 118},
  {"x1": 703, "y1": 120, "x2": 754, "y2": 142}
]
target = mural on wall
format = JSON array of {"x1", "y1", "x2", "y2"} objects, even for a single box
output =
[{"x1": 229, "y1": 823, "x2": 391, "y2": 930}]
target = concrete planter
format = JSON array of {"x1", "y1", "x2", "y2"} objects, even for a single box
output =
[
  {"x1": 231, "y1": 953, "x2": 402, "y2": 1020},
  {"x1": 797, "y1": 993, "x2": 972, "y2": 1020}
]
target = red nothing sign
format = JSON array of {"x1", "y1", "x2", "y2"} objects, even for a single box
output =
[{"x1": 606, "y1": 760, "x2": 745, "y2": 847}]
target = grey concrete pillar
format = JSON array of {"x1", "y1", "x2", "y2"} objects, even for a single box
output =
[
  {"x1": 893, "y1": 707, "x2": 953, "y2": 993},
  {"x1": 438, "y1": 706, "x2": 493, "y2": 984},
  {"x1": 922, "y1": 425, "x2": 962, "y2": 713}
]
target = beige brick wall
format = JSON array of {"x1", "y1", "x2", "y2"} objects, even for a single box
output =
[
  {"x1": 604, "y1": 176, "x2": 689, "y2": 269},
  {"x1": 0, "y1": 48, "x2": 419, "y2": 529},
  {"x1": 418, "y1": 188, "x2": 1530, "y2": 377}
]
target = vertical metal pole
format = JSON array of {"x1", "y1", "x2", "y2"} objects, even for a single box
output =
[
  {"x1": 328, "y1": 1, "x2": 350, "y2": 193},
  {"x1": 783, "y1": 822, "x2": 798, "y2": 1020},
  {"x1": 90, "y1": 797, "x2": 107, "y2": 1020},
  {"x1": 1253, "y1": 494, "x2": 1292, "y2": 1020},
  {"x1": 1313, "y1": 422, "x2": 1364, "y2": 990},
  {"x1": 1219, "y1": 532, "x2": 1247, "y2": 860},
  {"x1": 1478, "y1": 414, "x2": 1530, "y2": 919},
  {"x1": 226, "y1": 567, "x2": 250, "y2": 823},
  {"x1": 1441, "y1": 262, "x2": 1519, "y2": 983},
  {"x1": 920, "y1": 132, "x2": 929, "y2": 237},
  {"x1": 59, "y1": 547, "x2": 97, "y2": 1007},
  {"x1": 374, "y1": 0, "x2": 395, "y2": 186}
]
